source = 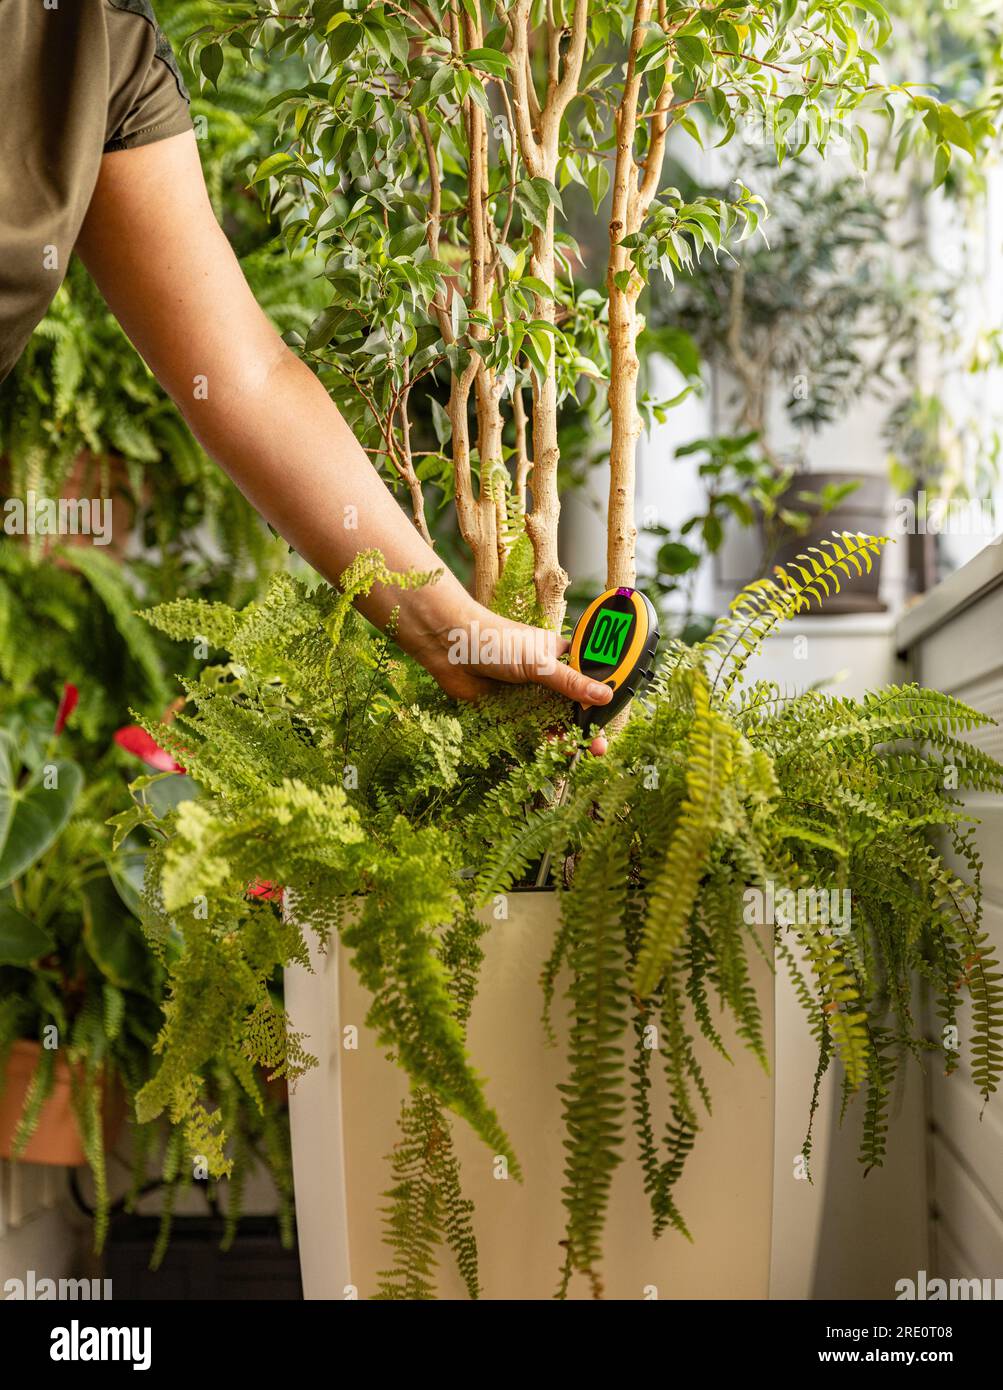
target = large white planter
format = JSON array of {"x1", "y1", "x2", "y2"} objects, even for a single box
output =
[{"x1": 286, "y1": 892, "x2": 775, "y2": 1300}]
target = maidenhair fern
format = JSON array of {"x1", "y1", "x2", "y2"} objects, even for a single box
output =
[{"x1": 134, "y1": 534, "x2": 1003, "y2": 1297}]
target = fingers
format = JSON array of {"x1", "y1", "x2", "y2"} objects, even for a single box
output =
[{"x1": 533, "y1": 658, "x2": 613, "y2": 708}]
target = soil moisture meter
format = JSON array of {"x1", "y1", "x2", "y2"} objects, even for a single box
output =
[
  {"x1": 535, "y1": 586, "x2": 659, "y2": 887},
  {"x1": 567, "y1": 585, "x2": 660, "y2": 733}
]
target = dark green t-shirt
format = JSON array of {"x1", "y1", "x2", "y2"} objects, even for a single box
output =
[{"x1": 0, "y1": 0, "x2": 193, "y2": 383}]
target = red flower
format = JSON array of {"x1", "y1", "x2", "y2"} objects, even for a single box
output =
[
  {"x1": 114, "y1": 725, "x2": 185, "y2": 773},
  {"x1": 247, "y1": 880, "x2": 284, "y2": 903},
  {"x1": 54, "y1": 683, "x2": 78, "y2": 736}
]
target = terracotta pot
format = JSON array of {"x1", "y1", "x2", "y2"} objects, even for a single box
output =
[{"x1": 0, "y1": 1039, "x2": 126, "y2": 1166}]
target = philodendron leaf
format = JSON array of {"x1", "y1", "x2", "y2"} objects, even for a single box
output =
[
  {"x1": 136, "y1": 772, "x2": 199, "y2": 820},
  {"x1": 0, "y1": 759, "x2": 84, "y2": 888},
  {"x1": 0, "y1": 905, "x2": 55, "y2": 965},
  {"x1": 105, "y1": 839, "x2": 147, "y2": 919},
  {"x1": 82, "y1": 879, "x2": 151, "y2": 992}
]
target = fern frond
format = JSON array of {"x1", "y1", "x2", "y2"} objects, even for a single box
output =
[
  {"x1": 634, "y1": 670, "x2": 733, "y2": 996},
  {"x1": 699, "y1": 532, "x2": 889, "y2": 696},
  {"x1": 558, "y1": 823, "x2": 631, "y2": 1294}
]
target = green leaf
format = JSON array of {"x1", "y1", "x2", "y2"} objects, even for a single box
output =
[
  {"x1": 327, "y1": 20, "x2": 362, "y2": 63},
  {"x1": 199, "y1": 42, "x2": 224, "y2": 90},
  {"x1": 386, "y1": 23, "x2": 411, "y2": 67},
  {"x1": 656, "y1": 541, "x2": 701, "y2": 575},
  {"x1": 637, "y1": 35, "x2": 669, "y2": 75},
  {"x1": 105, "y1": 842, "x2": 147, "y2": 920},
  {"x1": 586, "y1": 161, "x2": 610, "y2": 213},
  {"x1": 306, "y1": 306, "x2": 346, "y2": 352},
  {"x1": 702, "y1": 513, "x2": 724, "y2": 551},
  {"x1": 464, "y1": 47, "x2": 511, "y2": 77},
  {"x1": 0, "y1": 906, "x2": 55, "y2": 966},
  {"x1": 450, "y1": 292, "x2": 468, "y2": 342},
  {"x1": 518, "y1": 275, "x2": 555, "y2": 299},
  {"x1": 581, "y1": 62, "x2": 615, "y2": 90},
  {"x1": 937, "y1": 104, "x2": 975, "y2": 157},
  {"x1": 431, "y1": 398, "x2": 452, "y2": 447},
  {"x1": 0, "y1": 734, "x2": 13, "y2": 854},
  {"x1": 135, "y1": 773, "x2": 199, "y2": 822},
  {"x1": 853, "y1": 0, "x2": 892, "y2": 47},
  {"x1": 389, "y1": 224, "x2": 428, "y2": 257},
  {"x1": 252, "y1": 152, "x2": 299, "y2": 185},
  {"x1": 515, "y1": 176, "x2": 563, "y2": 229},
  {"x1": 107, "y1": 802, "x2": 155, "y2": 853},
  {"x1": 675, "y1": 36, "x2": 709, "y2": 70},
  {"x1": 82, "y1": 880, "x2": 150, "y2": 991},
  {"x1": 718, "y1": 493, "x2": 756, "y2": 527},
  {"x1": 0, "y1": 760, "x2": 84, "y2": 888},
  {"x1": 430, "y1": 64, "x2": 455, "y2": 101},
  {"x1": 932, "y1": 141, "x2": 951, "y2": 190}
]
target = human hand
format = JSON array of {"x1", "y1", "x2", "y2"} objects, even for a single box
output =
[{"x1": 401, "y1": 598, "x2": 612, "y2": 755}]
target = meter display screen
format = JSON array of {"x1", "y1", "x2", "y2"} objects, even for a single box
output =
[{"x1": 582, "y1": 605, "x2": 634, "y2": 667}]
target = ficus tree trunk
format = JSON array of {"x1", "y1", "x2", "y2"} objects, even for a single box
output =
[
  {"x1": 443, "y1": 6, "x2": 503, "y2": 607},
  {"x1": 507, "y1": 0, "x2": 589, "y2": 629},
  {"x1": 606, "y1": 0, "x2": 673, "y2": 590},
  {"x1": 523, "y1": 203, "x2": 569, "y2": 628},
  {"x1": 424, "y1": 0, "x2": 592, "y2": 621}
]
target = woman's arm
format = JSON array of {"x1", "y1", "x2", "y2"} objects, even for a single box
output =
[{"x1": 75, "y1": 131, "x2": 612, "y2": 718}]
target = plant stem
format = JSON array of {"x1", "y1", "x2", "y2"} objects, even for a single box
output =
[{"x1": 606, "y1": 0, "x2": 674, "y2": 590}]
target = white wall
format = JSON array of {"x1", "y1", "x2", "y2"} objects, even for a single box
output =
[
  {"x1": 901, "y1": 558, "x2": 1003, "y2": 1289},
  {"x1": 0, "y1": 1161, "x2": 82, "y2": 1292}
]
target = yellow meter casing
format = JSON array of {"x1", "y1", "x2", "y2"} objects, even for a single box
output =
[{"x1": 567, "y1": 586, "x2": 659, "y2": 732}]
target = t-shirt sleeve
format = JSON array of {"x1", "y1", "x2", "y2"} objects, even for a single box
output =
[{"x1": 103, "y1": 0, "x2": 193, "y2": 153}]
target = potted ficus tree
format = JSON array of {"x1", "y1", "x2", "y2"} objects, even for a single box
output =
[{"x1": 133, "y1": 0, "x2": 1002, "y2": 1299}]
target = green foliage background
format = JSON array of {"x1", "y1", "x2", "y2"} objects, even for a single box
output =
[{"x1": 0, "y1": 2, "x2": 312, "y2": 1258}]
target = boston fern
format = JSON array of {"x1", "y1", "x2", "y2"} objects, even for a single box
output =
[{"x1": 123, "y1": 531, "x2": 1003, "y2": 1297}]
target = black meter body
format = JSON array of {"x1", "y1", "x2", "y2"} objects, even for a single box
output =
[{"x1": 567, "y1": 585, "x2": 659, "y2": 732}]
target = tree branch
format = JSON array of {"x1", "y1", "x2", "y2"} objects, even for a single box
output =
[{"x1": 507, "y1": 0, "x2": 544, "y2": 176}]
